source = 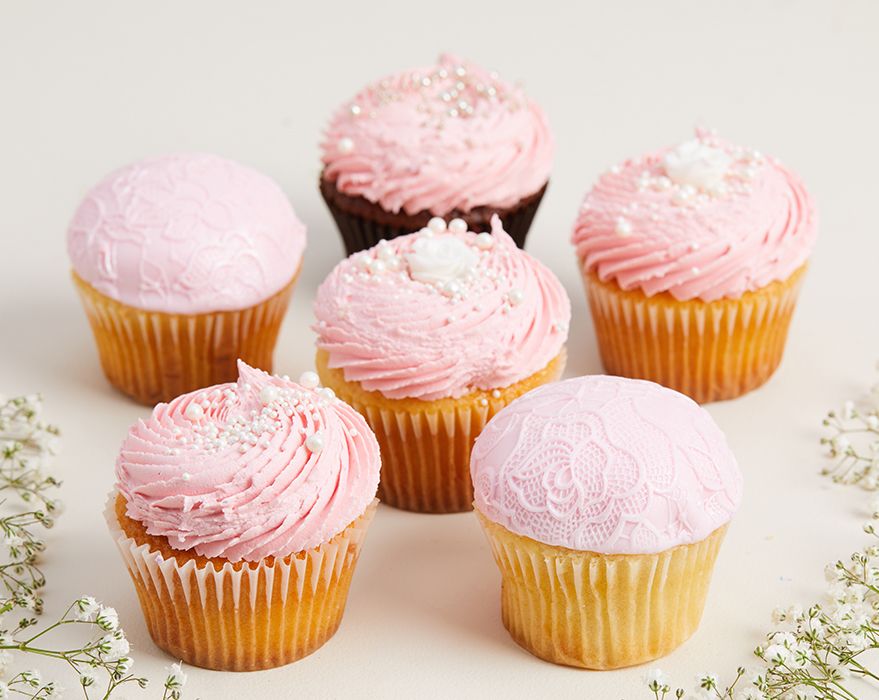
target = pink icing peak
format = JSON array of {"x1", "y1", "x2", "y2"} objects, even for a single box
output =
[
  {"x1": 321, "y1": 54, "x2": 554, "y2": 217},
  {"x1": 571, "y1": 131, "x2": 817, "y2": 302},
  {"x1": 313, "y1": 216, "x2": 570, "y2": 401},
  {"x1": 115, "y1": 361, "x2": 380, "y2": 562},
  {"x1": 471, "y1": 375, "x2": 742, "y2": 554},
  {"x1": 67, "y1": 153, "x2": 307, "y2": 314}
]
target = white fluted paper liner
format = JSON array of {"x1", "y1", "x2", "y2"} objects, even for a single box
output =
[
  {"x1": 583, "y1": 265, "x2": 806, "y2": 403},
  {"x1": 319, "y1": 350, "x2": 566, "y2": 513},
  {"x1": 105, "y1": 494, "x2": 377, "y2": 671},
  {"x1": 476, "y1": 511, "x2": 727, "y2": 669},
  {"x1": 74, "y1": 270, "x2": 297, "y2": 406}
]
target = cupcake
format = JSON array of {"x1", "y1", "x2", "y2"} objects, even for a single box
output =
[
  {"x1": 314, "y1": 215, "x2": 570, "y2": 513},
  {"x1": 572, "y1": 130, "x2": 817, "y2": 402},
  {"x1": 68, "y1": 153, "x2": 306, "y2": 405},
  {"x1": 320, "y1": 54, "x2": 553, "y2": 254},
  {"x1": 106, "y1": 361, "x2": 380, "y2": 670},
  {"x1": 471, "y1": 375, "x2": 742, "y2": 669}
]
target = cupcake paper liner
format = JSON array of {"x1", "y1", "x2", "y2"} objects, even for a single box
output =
[
  {"x1": 317, "y1": 350, "x2": 566, "y2": 514},
  {"x1": 73, "y1": 270, "x2": 298, "y2": 405},
  {"x1": 319, "y1": 176, "x2": 548, "y2": 255},
  {"x1": 476, "y1": 511, "x2": 727, "y2": 670},
  {"x1": 583, "y1": 264, "x2": 806, "y2": 403},
  {"x1": 106, "y1": 494, "x2": 377, "y2": 671}
]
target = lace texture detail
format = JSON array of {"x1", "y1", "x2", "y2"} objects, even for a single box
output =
[
  {"x1": 470, "y1": 375, "x2": 742, "y2": 554},
  {"x1": 67, "y1": 153, "x2": 306, "y2": 314}
]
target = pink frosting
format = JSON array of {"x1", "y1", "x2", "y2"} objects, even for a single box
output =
[
  {"x1": 471, "y1": 375, "x2": 742, "y2": 554},
  {"x1": 571, "y1": 131, "x2": 817, "y2": 302},
  {"x1": 115, "y1": 361, "x2": 380, "y2": 562},
  {"x1": 313, "y1": 216, "x2": 570, "y2": 401},
  {"x1": 321, "y1": 54, "x2": 553, "y2": 217},
  {"x1": 68, "y1": 153, "x2": 306, "y2": 314}
]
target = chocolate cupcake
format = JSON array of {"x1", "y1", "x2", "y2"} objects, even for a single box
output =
[{"x1": 320, "y1": 54, "x2": 553, "y2": 254}]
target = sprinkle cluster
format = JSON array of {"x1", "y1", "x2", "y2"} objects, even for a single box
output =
[
  {"x1": 335, "y1": 57, "x2": 524, "y2": 155},
  {"x1": 169, "y1": 371, "x2": 341, "y2": 458}
]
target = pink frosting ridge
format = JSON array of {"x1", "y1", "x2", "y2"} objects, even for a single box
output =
[
  {"x1": 116, "y1": 361, "x2": 380, "y2": 563},
  {"x1": 572, "y1": 130, "x2": 817, "y2": 302},
  {"x1": 471, "y1": 375, "x2": 742, "y2": 554},
  {"x1": 68, "y1": 153, "x2": 306, "y2": 314},
  {"x1": 321, "y1": 53, "x2": 553, "y2": 217},
  {"x1": 313, "y1": 215, "x2": 570, "y2": 401}
]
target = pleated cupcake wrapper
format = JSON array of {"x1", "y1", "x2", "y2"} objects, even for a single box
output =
[
  {"x1": 319, "y1": 177, "x2": 547, "y2": 255},
  {"x1": 319, "y1": 352, "x2": 566, "y2": 514},
  {"x1": 583, "y1": 265, "x2": 806, "y2": 403},
  {"x1": 105, "y1": 495, "x2": 377, "y2": 671},
  {"x1": 73, "y1": 270, "x2": 298, "y2": 406},
  {"x1": 476, "y1": 512, "x2": 727, "y2": 670}
]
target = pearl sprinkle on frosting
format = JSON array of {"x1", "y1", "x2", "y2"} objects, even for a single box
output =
[
  {"x1": 314, "y1": 215, "x2": 570, "y2": 401},
  {"x1": 115, "y1": 361, "x2": 380, "y2": 562},
  {"x1": 572, "y1": 128, "x2": 817, "y2": 302},
  {"x1": 321, "y1": 54, "x2": 553, "y2": 217}
]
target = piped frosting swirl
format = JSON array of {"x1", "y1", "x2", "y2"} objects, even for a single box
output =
[
  {"x1": 321, "y1": 54, "x2": 553, "y2": 217},
  {"x1": 116, "y1": 362, "x2": 380, "y2": 562},
  {"x1": 571, "y1": 130, "x2": 817, "y2": 302},
  {"x1": 313, "y1": 215, "x2": 570, "y2": 401}
]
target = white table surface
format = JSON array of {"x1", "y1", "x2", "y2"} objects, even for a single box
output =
[{"x1": 2, "y1": 2, "x2": 878, "y2": 698}]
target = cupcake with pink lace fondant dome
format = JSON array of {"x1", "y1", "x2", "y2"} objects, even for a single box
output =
[
  {"x1": 68, "y1": 153, "x2": 306, "y2": 404},
  {"x1": 106, "y1": 361, "x2": 380, "y2": 671},
  {"x1": 320, "y1": 53, "x2": 553, "y2": 254},
  {"x1": 314, "y1": 215, "x2": 570, "y2": 513},
  {"x1": 572, "y1": 129, "x2": 817, "y2": 402},
  {"x1": 471, "y1": 374, "x2": 742, "y2": 669}
]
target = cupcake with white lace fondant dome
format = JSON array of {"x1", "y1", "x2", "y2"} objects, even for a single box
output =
[
  {"x1": 471, "y1": 374, "x2": 742, "y2": 669},
  {"x1": 68, "y1": 153, "x2": 306, "y2": 404},
  {"x1": 320, "y1": 54, "x2": 553, "y2": 253},
  {"x1": 571, "y1": 129, "x2": 817, "y2": 402},
  {"x1": 106, "y1": 361, "x2": 380, "y2": 671},
  {"x1": 314, "y1": 214, "x2": 570, "y2": 513}
]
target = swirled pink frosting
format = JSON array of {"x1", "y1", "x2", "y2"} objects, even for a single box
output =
[
  {"x1": 313, "y1": 216, "x2": 570, "y2": 401},
  {"x1": 471, "y1": 375, "x2": 742, "y2": 554},
  {"x1": 571, "y1": 131, "x2": 817, "y2": 302},
  {"x1": 116, "y1": 361, "x2": 380, "y2": 562},
  {"x1": 68, "y1": 153, "x2": 306, "y2": 314},
  {"x1": 321, "y1": 54, "x2": 553, "y2": 217}
]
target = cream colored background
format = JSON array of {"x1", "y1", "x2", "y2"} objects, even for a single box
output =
[{"x1": 1, "y1": 1, "x2": 878, "y2": 698}]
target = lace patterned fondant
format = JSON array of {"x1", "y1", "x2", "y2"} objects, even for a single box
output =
[
  {"x1": 470, "y1": 375, "x2": 742, "y2": 554},
  {"x1": 67, "y1": 153, "x2": 306, "y2": 314}
]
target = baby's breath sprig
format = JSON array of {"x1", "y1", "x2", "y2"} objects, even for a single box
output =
[
  {"x1": 819, "y1": 377, "x2": 879, "y2": 489},
  {"x1": 0, "y1": 394, "x2": 187, "y2": 698},
  {"x1": 641, "y1": 371, "x2": 879, "y2": 700}
]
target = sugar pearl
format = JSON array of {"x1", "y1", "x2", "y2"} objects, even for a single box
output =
[
  {"x1": 317, "y1": 387, "x2": 336, "y2": 401},
  {"x1": 338, "y1": 137, "x2": 354, "y2": 154},
  {"x1": 305, "y1": 431, "x2": 325, "y2": 454},
  {"x1": 475, "y1": 232, "x2": 494, "y2": 249},
  {"x1": 448, "y1": 218, "x2": 468, "y2": 234},
  {"x1": 259, "y1": 386, "x2": 279, "y2": 405},
  {"x1": 299, "y1": 371, "x2": 320, "y2": 389},
  {"x1": 181, "y1": 472, "x2": 191, "y2": 481},
  {"x1": 184, "y1": 403, "x2": 204, "y2": 421},
  {"x1": 427, "y1": 217, "x2": 447, "y2": 233},
  {"x1": 615, "y1": 217, "x2": 632, "y2": 237},
  {"x1": 491, "y1": 389, "x2": 501, "y2": 399},
  {"x1": 507, "y1": 289, "x2": 524, "y2": 306}
]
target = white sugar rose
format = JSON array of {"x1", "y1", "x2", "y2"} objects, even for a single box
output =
[
  {"x1": 662, "y1": 139, "x2": 732, "y2": 191},
  {"x1": 405, "y1": 234, "x2": 479, "y2": 286}
]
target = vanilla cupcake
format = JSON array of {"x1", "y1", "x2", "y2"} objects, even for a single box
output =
[
  {"x1": 572, "y1": 130, "x2": 817, "y2": 402},
  {"x1": 314, "y1": 215, "x2": 570, "y2": 513},
  {"x1": 471, "y1": 375, "x2": 742, "y2": 669},
  {"x1": 106, "y1": 361, "x2": 380, "y2": 670},
  {"x1": 68, "y1": 153, "x2": 306, "y2": 404},
  {"x1": 320, "y1": 54, "x2": 553, "y2": 254}
]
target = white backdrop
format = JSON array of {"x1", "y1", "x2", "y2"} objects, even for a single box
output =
[{"x1": 1, "y1": 2, "x2": 878, "y2": 698}]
